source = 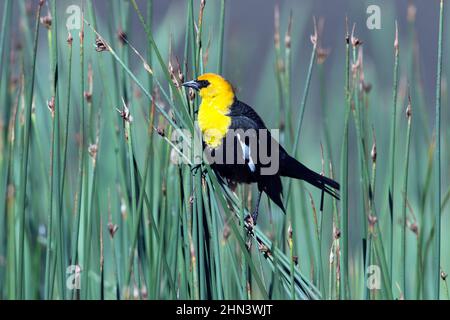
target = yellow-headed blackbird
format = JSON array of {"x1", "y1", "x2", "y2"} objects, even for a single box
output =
[{"x1": 183, "y1": 73, "x2": 339, "y2": 223}]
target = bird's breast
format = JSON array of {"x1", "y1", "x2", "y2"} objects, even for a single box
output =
[{"x1": 198, "y1": 102, "x2": 231, "y2": 149}]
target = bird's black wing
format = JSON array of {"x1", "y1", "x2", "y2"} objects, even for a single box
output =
[
  {"x1": 228, "y1": 100, "x2": 275, "y2": 175},
  {"x1": 228, "y1": 100, "x2": 290, "y2": 171},
  {"x1": 229, "y1": 100, "x2": 340, "y2": 200},
  {"x1": 226, "y1": 100, "x2": 286, "y2": 212},
  {"x1": 228, "y1": 100, "x2": 268, "y2": 130}
]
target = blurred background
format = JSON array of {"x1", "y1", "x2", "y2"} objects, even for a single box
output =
[{"x1": 0, "y1": 0, "x2": 448, "y2": 300}]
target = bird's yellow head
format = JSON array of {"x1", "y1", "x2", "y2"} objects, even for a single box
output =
[
  {"x1": 182, "y1": 73, "x2": 235, "y2": 147},
  {"x1": 182, "y1": 73, "x2": 235, "y2": 113}
]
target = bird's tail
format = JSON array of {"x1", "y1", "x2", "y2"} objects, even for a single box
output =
[{"x1": 281, "y1": 156, "x2": 340, "y2": 200}]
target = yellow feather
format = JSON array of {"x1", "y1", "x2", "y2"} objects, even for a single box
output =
[{"x1": 197, "y1": 73, "x2": 235, "y2": 148}]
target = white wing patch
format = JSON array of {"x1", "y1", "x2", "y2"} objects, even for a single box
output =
[{"x1": 237, "y1": 133, "x2": 256, "y2": 172}]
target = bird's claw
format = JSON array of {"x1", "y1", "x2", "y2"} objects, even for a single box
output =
[{"x1": 190, "y1": 164, "x2": 207, "y2": 177}]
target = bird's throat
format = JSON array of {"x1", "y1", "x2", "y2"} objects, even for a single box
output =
[{"x1": 198, "y1": 97, "x2": 233, "y2": 149}]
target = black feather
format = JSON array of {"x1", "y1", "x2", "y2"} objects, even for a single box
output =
[{"x1": 208, "y1": 99, "x2": 340, "y2": 216}]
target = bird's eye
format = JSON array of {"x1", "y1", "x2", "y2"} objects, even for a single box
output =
[{"x1": 196, "y1": 80, "x2": 210, "y2": 89}]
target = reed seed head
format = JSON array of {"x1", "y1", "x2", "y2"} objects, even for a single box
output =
[
  {"x1": 95, "y1": 37, "x2": 109, "y2": 52},
  {"x1": 116, "y1": 102, "x2": 133, "y2": 123},
  {"x1": 371, "y1": 128, "x2": 377, "y2": 163},
  {"x1": 47, "y1": 96, "x2": 55, "y2": 118},
  {"x1": 394, "y1": 21, "x2": 399, "y2": 54},
  {"x1": 88, "y1": 143, "x2": 98, "y2": 161},
  {"x1": 371, "y1": 143, "x2": 377, "y2": 163},
  {"x1": 40, "y1": 14, "x2": 52, "y2": 29},
  {"x1": 351, "y1": 24, "x2": 362, "y2": 47},
  {"x1": 117, "y1": 28, "x2": 128, "y2": 45},
  {"x1": 274, "y1": 4, "x2": 280, "y2": 50},
  {"x1": 79, "y1": 27, "x2": 84, "y2": 45},
  {"x1": 285, "y1": 11, "x2": 293, "y2": 49},
  {"x1": 84, "y1": 92, "x2": 92, "y2": 103},
  {"x1": 67, "y1": 32, "x2": 73, "y2": 45},
  {"x1": 406, "y1": 94, "x2": 412, "y2": 120},
  {"x1": 368, "y1": 214, "x2": 378, "y2": 228},
  {"x1": 157, "y1": 126, "x2": 165, "y2": 137},
  {"x1": 409, "y1": 221, "x2": 419, "y2": 236},
  {"x1": 107, "y1": 222, "x2": 118, "y2": 238},
  {"x1": 333, "y1": 226, "x2": 341, "y2": 240}
]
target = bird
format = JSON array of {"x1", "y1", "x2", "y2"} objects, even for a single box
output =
[{"x1": 182, "y1": 73, "x2": 339, "y2": 224}]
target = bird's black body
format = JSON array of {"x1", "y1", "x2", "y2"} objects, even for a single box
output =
[{"x1": 207, "y1": 99, "x2": 340, "y2": 220}]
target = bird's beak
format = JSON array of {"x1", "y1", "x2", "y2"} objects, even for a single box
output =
[{"x1": 182, "y1": 80, "x2": 200, "y2": 91}]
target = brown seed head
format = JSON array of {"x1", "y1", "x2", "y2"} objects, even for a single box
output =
[
  {"x1": 88, "y1": 143, "x2": 98, "y2": 160},
  {"x1": 351, "y1": 24, "x2": 362, "y2": 47},
  {"x1": 394, "y1": 22, "x2": 399, "y2": 53},
  {"x1": 406, "y1": 95, "x2": 412, "y2": 120},
  {"x1": 178, "y1": 69, "x2": 185, "y2": 84},
  {"x1": 371, "y1": 143, "x2": 377, "y2": 163},
  {"x1": 95, "y1": 37, "x2": 109, "y2": 52},
  {"x1": 47, "y1": 96, "x2": 55, "y2": 118},
  {"x1": 117, "y1": 28, "x2": 128, "y2": 45},
  {"x1": 363, "y1": 82, "x2": 372, "y2": 93},
  {"x1": 40, "y1": 14, "x2": 52, "y2": 29},
  {"x1": 274, "y1": 5, "x2": 280, "y2": 49},
  {"x1": 79, "y1": 29, "x2": 84, "y2": 45},
  {"x1": 116, "y1": 102, "x2": 133, "y2": 123},
  {"x1": 333, "y1": 226, "x2": 341, "y2": 240},
  {"x1": 157, "y1": 127, "x2": 165, "y2": 137},
  {"x1": 67, "y1": 32, "x2": 73, "y2": 45},
  {"x1": 108, "y1": 222, "x2": 118, "y2": 238},
  {"x1": 409, "y1": 222, "x2": 419, "y2": 236},
  {"x1": 285, "y1": 11, "x2": 293, "y2": 49},
  {"x1": 310, "y1": 17, "x2": 318, "y2": 47},
  {"x1": 84, "y1": 91, "x2": 93, "y2": 103},
  {"x1": 368, "y1": 214, "x2": 378, "y2": 228}
]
